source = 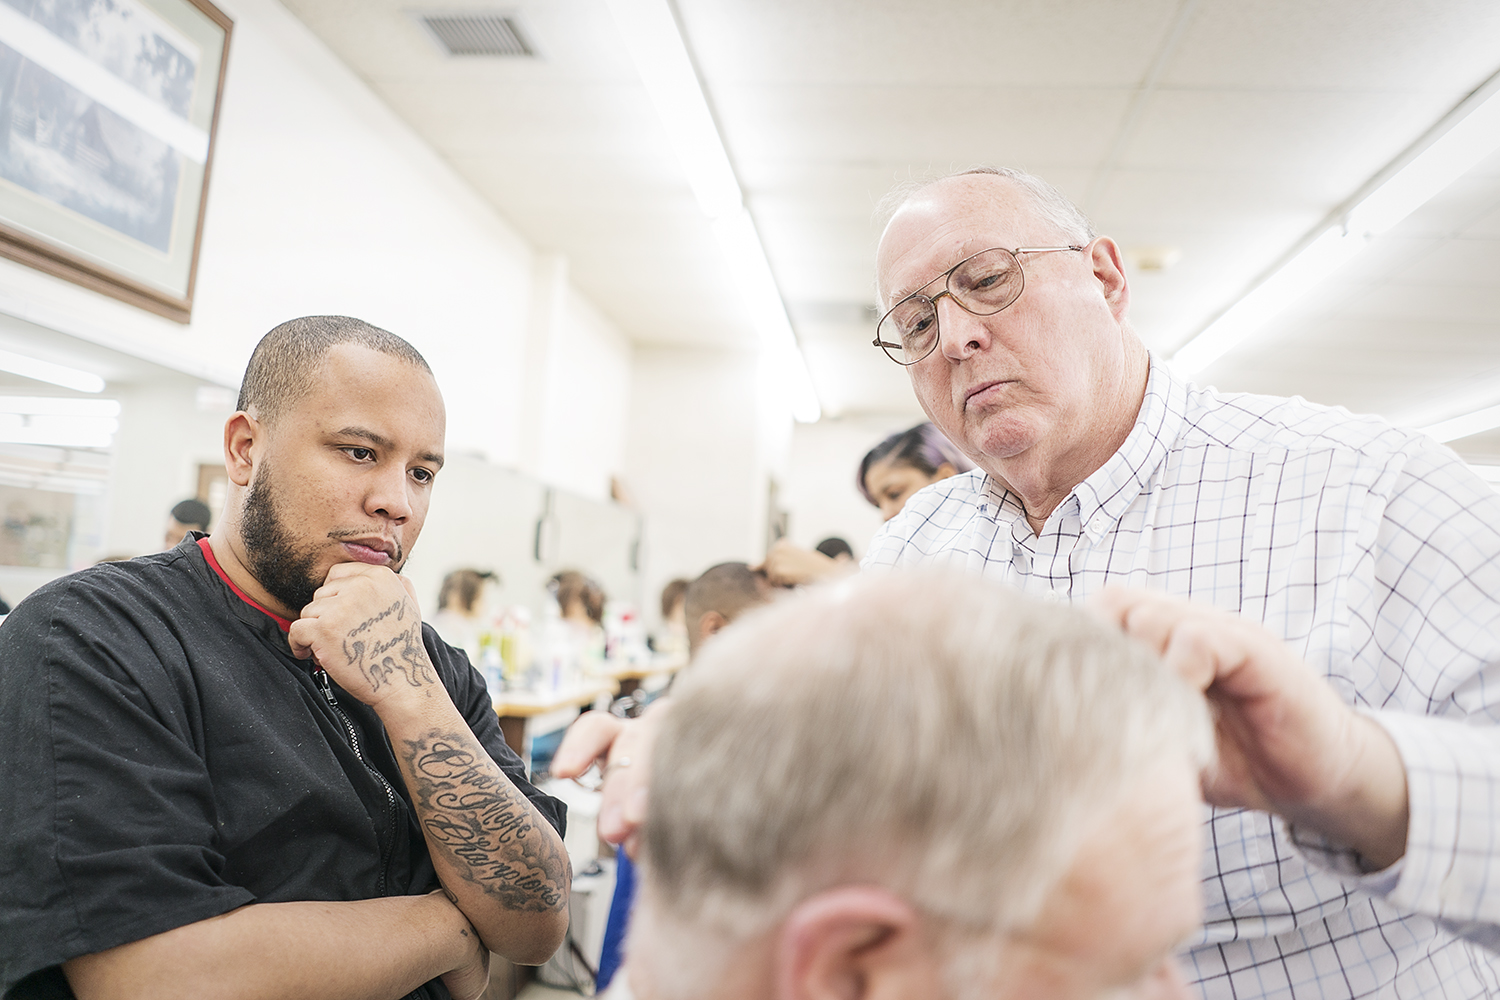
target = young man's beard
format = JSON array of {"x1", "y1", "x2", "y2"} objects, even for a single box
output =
[{"x1": 239, "y1": 464, "x2": 325, "y2": 615}]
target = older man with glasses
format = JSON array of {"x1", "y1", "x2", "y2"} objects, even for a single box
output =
[{"x1": 862, "y1": 166, "x2": 1500, "y2": 999}]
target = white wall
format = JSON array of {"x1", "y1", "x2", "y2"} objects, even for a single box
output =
[
  {"x1": 106, "y1": 377, "x2": 236, "y2": 557},
  {"x1": 625, "y1": 345, "x2": 791, "y2": 628},
  {"x1": 0, "y1": 0, "x2": 634, "y2": 565},
  {"x1": 528, "y1": 276, "x2": 633, "y2": 502},
  {"x1": 780, "y1": 415, "x2": 921, "y2": 561}
]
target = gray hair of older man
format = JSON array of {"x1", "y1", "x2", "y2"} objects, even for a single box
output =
[
  {"x1": 638, "y1": 570, "x2": 1211, "y2": 983},
  {"x1": 874, "y1": 166, "x2": 1098, "y2": 304}
]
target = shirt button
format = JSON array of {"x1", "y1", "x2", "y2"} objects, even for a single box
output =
[{"x1": 1090, "y1": 514, "x2": 1106, "y2": 532}]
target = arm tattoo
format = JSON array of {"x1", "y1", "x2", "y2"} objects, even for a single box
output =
[
  {"x1": 343, "y1": 599, "x2": 436, "y2": 692},
  {"x1": 402, "y1": 730, "x2": 569, "y2": 911}
]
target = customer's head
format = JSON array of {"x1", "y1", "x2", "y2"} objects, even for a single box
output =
[
  {"x1": 683, "y1": 562, "x2": 773, "y2": 657},
  {"x1": 219, "y1": 315, "x2": 444, "y2": 619},
  {"x1": 857, "y1": 422, "x2": 974, "y2": 521},
  {"x1": 629, "y1": 571, "x2": 1211, "y2": 1000}
]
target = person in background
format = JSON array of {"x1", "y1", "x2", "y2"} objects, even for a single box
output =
[
  {"x1": 0, "y1": 316, "x2": 569, "y2": 1000},
  {"x1": 856, "y1": 421, "x2": 974, "y2": 522},
  {"x1": 651, "y1": 578, "x2": 690, "y2": 662},
  {"x1": 162, "y1": 497, "x2": 212, "y2": 550},
  {"x1": 813, "y1": 536, "x2": 854, "y2": 562},
  {"x1": 681, "y1": 561, "x2": 775, "y2": 657},
  {"x1": 430, "y1": 568, "x2": 497, "y2": 665},
  {"x1": 610, "y1": 570, "x2": 1212, "y2": 1000},
  {"x1": 551, "y1": 569, "x2": 606, "y2": 629},
  {"x1": 759, "y1": 422, "x2": 972, "y2": 586},
  {"x1": 590, "y1": 560, "x2": 776, "y2": 993}
]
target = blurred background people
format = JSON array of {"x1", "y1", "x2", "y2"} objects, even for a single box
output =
[
  {"x1": 552, "y1": 569, "x2": 606, "y2": 630},
  {"x1": 162, "y1": 498, "x2": 212, "y2": 550},
  {"x1": 652, "y1": 577, "x2": 691, "y2": 663},
  {"x1": 682, "y1": 561, "x2": 775, "y2": 658},
  {"x1": 813, "y1": 536, "x2": 854, "y2": 562},
  {"x1": 429, "y1": 567, "x2": 497, "y2": 665},
  {"x1": 856, "y1": 421, "x2": 975, "y2": 522},
  {"x1": 593, "y1": 558, "x2": 777, "y2": 992}
]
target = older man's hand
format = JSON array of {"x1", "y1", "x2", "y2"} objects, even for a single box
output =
[
  {"x1": 552, "y1": 701, "x2": 669, "y2": 858},
  {"x1": 1092, "y1": 587, "x2": 1409, "y2": 870}
]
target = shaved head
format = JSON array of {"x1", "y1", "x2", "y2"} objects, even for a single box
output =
[
  {"x1": 237, "y1": 316, "x2": 431, "y2": 425},
  {"x1": 684, "y1": 562, "x2": 772, "y2": 656}
]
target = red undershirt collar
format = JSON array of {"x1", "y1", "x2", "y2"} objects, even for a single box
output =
[{"x1": 197, "y1": 536, "x2": 294, "y2": 633}]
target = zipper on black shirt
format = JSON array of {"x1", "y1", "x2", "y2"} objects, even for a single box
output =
[{"x1": 315, "y1": 667, "x2": 401, "y2": 897}]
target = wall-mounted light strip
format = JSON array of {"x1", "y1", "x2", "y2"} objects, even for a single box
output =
[
  {"x1": 0, "y1": 348, "x2": 105, "y2": 393},
  {"x1": 603, "y1": 0, "x2": 821, "y2": 422},
  {"x1": 1421, "y1": 404, "x2": 1500, "y2": 443},
  {"x1": 0, "y1": 396, "x2": 121, "y2": 448},
  {"x1": 1468, "y1": 463, "x2": 1500, "y2": 486},
  {"x1": 1172, "y1": 65, "x2": 1500, "y2": 378}
]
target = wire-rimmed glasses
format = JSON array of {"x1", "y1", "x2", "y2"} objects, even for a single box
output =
[{"x1": 872, "y1": 245, "x2": 1086, "y2": 366}]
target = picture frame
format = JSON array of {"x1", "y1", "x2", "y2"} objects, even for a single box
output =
[{"x1": 0, "y1": 0, "x2": 232, "y2": 323}]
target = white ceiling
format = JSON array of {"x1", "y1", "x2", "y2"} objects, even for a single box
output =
[{"x1": 280, "y1": 0, "x2": 1500, "y2": 451}]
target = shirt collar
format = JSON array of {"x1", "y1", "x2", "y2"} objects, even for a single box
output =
[
  {"x1": 197, "y1": 535, "x2": 295, "y2": 633},
  {"x1": 1071, "y1": 354, "x2": 1185, "y2": 542}
]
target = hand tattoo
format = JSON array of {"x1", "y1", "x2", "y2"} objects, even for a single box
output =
[
  {"x1": 404, "y1": 732, "x2": 569, "y2": 911},
  {"x1": 343, "y1": 599, "x2": 435, "y2": 692}
]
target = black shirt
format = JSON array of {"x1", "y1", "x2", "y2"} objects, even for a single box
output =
[{"x1": 0, "y1": 536, "x2": 565, "y2": 999}]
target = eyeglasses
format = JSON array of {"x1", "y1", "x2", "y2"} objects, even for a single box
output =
[{"x1": 872, "y1": 245, "x2": 1087, "y2": 366}]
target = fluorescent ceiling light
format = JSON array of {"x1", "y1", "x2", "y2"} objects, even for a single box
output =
[
  {"x1": 604, "y1": 0, "x2": 821, "y2": 422},
  {"x1": 1468, "y1": 463, "x2": 1500, "y2": 483},
  {"x1": 1421, "y1": 404, "x2": 1500, "y2": 443},
  {"x1": 713, "y1": 211, "x2": 821, "y2": 422},
  {"x1": 1172, "y1": 228, "x2": 1366, "y2": 376},
  {"x1": 0, "y1": 348, "x2": 105, "y2": 393},
  {"x1": 605, "y1": 0, "x2": 740, "y2": 219},
  {"x1": 1171, "y1": 67, "x2": 1500, "y2": 378}
]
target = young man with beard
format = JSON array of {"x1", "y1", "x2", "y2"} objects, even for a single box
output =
[{"x1": 0, "y1": 316, "x2": 569, "y2": 1000}]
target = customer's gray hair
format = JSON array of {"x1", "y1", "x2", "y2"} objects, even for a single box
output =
[
  {"x1": 876, "y1": 165, "x2": 1096, "y2": 258},
  {"x1": 640, "y1": 570, "x2": 1210, "y2": 983}
]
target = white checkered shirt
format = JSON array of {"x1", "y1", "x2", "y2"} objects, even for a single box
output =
[{"x1": 864, "y1": 359, "x2": 1500, "y2": 999}]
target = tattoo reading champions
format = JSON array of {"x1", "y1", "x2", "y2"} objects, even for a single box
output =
[{"x1": 405, "y1": 733, "x2": 569, "y2": 911}]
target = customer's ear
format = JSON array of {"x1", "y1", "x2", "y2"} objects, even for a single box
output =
[
  {"x1": 696, "y1": 610, "x2": 729, "y2": 645},
  {"x1": 775, "y1": 886, "x2": 936, "y2": 1000}
]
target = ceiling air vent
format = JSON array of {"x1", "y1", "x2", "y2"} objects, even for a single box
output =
[{"x1": 418, "y1": 13, "x2": 535, "y2": 57}]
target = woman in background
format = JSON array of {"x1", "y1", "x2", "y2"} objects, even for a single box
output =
[
  {"x1": 760, "y1": 422, "x2": 973, "y2": 586},
  {"x1": 856, "y1": 421, "x2": 973, "y2": 522},
  {"x1": 551, "y1": 569, "x2": 606, "y2": 629},
  {"x1": 429, "y1": 568, "x2": 495, "y2": 664}
]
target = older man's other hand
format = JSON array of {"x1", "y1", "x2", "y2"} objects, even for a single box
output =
[
  {"x1": 1092, "y1": 587, "x2": 1410, "y2": 871},
  {"x1": 552, "y1": 702, "x2": 668, "y2": 858}
]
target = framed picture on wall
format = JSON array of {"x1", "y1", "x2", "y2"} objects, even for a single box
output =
[{"x1": 0, "y1": 0, "x2": 231, "y2": 323}]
